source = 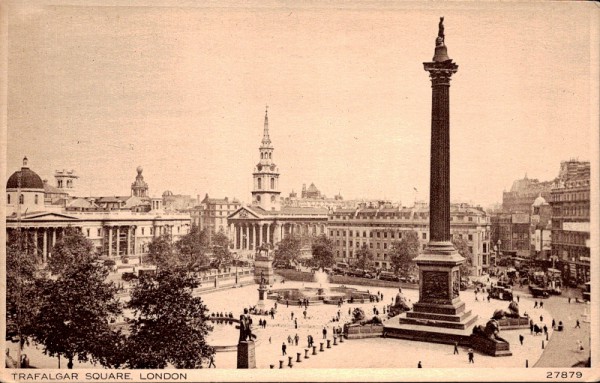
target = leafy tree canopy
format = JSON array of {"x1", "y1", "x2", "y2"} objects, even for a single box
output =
[
  {"x1": 210, "y1": 231, "x2": 232, "y2": 269},
  {"x1": 48, "y1": 226, "x2": 95, "y2": 275},
  {"x1": 354, "y1": 244, "x2": 374, "y2": 271},
  {"x1": 452, "y1": 237, "x2": 473, "y2": 277},
  {"x1": 174, "y1": 225, "x2": 210, "y2": 269},
  {"x1": 274, "y1": 235, "x2": 301, "y2": 265},
  {"x1": 389, "y1": 230, "x2": 421, "y2": 275},
  {"x1": 124, "y1": 267, "x2": 214, "y2": 369},
  {"x1": 311, "y1": 235, "x2": 335, "y2": 270},
  {"x1": 146, "y1": 234, "x2": 175, "y2": 270},
  {"x1": 32, "y1": 260, "x2": 122, "y2": 369},
  {"x1": 6, "y1": 235, "x2": 42, "y2": 350}
]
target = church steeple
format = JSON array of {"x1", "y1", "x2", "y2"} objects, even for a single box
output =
[
  {"x1": 261, "y1": 106, "x2": 273, "y2": 149},
  {"x1": 252, "y1": 107, "x2": 280, "y2": 211}
]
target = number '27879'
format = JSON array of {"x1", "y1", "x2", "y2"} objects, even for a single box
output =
[{"x1": 546, "y1": 371, "x2": 583, "y2": 379}]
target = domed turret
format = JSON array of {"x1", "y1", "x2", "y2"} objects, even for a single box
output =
[{"x1": 6, "y1": 156, "x2": 45, "y2": 189}]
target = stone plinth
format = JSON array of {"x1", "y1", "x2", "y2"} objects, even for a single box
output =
[
  {"x1": 254, "y1": 255, "x2": 275, "y2": 285},
  {"x1": 470, "y1": 335, "x2": 512, "y2": 357},
  {"x1": 237, "y1": 341, "x2": 256, "y2": 369},
  {"x1": 399, "y1": 248, "x2": 478, "y2": 331}
]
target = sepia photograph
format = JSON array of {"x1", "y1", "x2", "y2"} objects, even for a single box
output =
[{"x1": 1, "y1": 0, "x2": 598, "y2": 382}]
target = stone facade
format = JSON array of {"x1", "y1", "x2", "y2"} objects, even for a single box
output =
[
  {"x1": 327, "y1": 203, "x2": 490, "y2": 275},
  {"x1": 550, "y1": 160, "x2": 590, "y2": 284}
]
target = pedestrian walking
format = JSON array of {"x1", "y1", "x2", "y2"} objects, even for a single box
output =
[
  {"x1": 286, "y1": 300, "x2": 289, "y2": 308},
  {"x1": 568, "y1": 297, "x2": 571, "y2": 304},
  {"x1": 534, "y1": 301, "x2": 538, "y2": 309},
  {"x1": 519, "y1": 334, "x2": 524, "y2": 345},
  {"x1": 552, "y1": 319, "x2": 556, "y2": 329},
  {"x1": 577, "y1": 340, "x2": 584, "y2": 352},
  {"x1": 543, "y1": 325, "x2": 548, "y2": 335},
  {"x1": 453, "y1": 341, "x2": 459, "y2": 355},
  {"x1": 418, "y1": 361, "x2": 422, "y2": 368},
  {"x1": 517, "y1": 295, "x2": 520, "y2": 303},
  {"x1": 323, "y1": 327, "x2": 327, "y2": 339},
  {"x1": 294, "y1": 333, "x2": 299, "y2": 346},
  {"x1": 303, "y1": 310, "x2": 307, "y2": 319},
  {"x1": 540, "y1": 315, "x2": 544, "y2": 322},
  {"x1": 468, "y1": 349, "x2": 474, "y2": 364},
  {"x1": 269, "y1": 336, "x2": 271, "y2": 344},
  {"x1": 540, "y1": 301, "x2": 544, "y2": 309},
  {"x1": 282, "y1": 342, "x2": 287, "y2": 356},
  {"x1": 208, "y1": 354, "x2": 216, "y2": 368},
  {"x1": 288, "y1": 335, "x2": 292, "y2": 344},
  {"x1": 291, "y1": 312, "x2": 294, "y2": 320},
  {"x1": 294, "y1": 318, "x2": 298, "y2": 329},
  {"x1": 263, "y1": 319, "x2": 267, "y2": 328},
  {"x1": 529, "y1": 320, "x2": 534, "y2": 334},
  {"x1": 575, "y1": 319, "x2": 581, "y2": 328}
]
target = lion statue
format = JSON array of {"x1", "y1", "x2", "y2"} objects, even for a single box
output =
[
  {"x1": 472, "y1": 319, "x2": 507, "y2": 343},
  {"x1": 492, "y1": 301, "x2": 521, "y2": 320}
]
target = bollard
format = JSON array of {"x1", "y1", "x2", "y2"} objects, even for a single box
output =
[
  {"x1": 312, "y1": 346, "x2": 317, "y2": 355},
  {"x1": 320, "y1": 343, "x2": 324, "y2": 352},
  {"x1": 288, "y1": 356, "x2": 293, "y2": 368},
  {"x1": 327, "y1": 339, "x2": 331, "y2": 348},
  {"x1": 340, "y1": 335, "x2": 344, "y2": 343},
  {"x1": 333, "y1": 336, "x2": 338, "y2": 345},
  {"x1": 296, "y1": 353, "x2": 302, "y2": 363},
  {"x1": 270, "y1": 364, "x2": 275, "y2": 369},
  {"x1": 542, "y1": 340, "x2": 545, "y2": 349},
  {"x1": 525, "y1": 359, "x2": 528, "y2": 368},
  {"x1": 279, "y1": 360, "x2": 284, "y2": 369},
  {"x1": 305, "y1": 349, "x2": 309, "y2": 359}
]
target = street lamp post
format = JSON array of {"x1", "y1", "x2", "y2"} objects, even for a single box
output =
[{"x1": 232, "y1": 252, "x2": 241, "y2": 285}]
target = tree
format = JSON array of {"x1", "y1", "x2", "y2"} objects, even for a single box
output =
[
  {"x1": 48, "y1": 226, "x2": 95, "y2": 275},
  {"x1": 124, "y1": 266, "x2": 214, "y2": 368},
  {"x1": 211, "y1": 231, "x2": 231, "y2": 269},
  {"x1": 146, "y1": 234, "x2": 174, "y2": 270},
  {"x1": 354, "y1": 244, "x2": 374, "y2": 272},
  {"x1": 6, "y1": 234, "x2": 42, "y2": 364},
  {"x1": 274, "y1": 235, "x2": 301, "y2": 265},
  {"x1": 452, "y1": 237, "x2": 473, "y2": 278},
  {"x1": 311, "y1": 235, "x2": 335, "y2": 270},
  {"x1": 174, "y1": 225, "x2": 209, "y2": 269},
  {"x1": 389, "y1": 230, "x2": 421, "y2": 275},
  {"x1": 33, "y1": 260, "x2": 122, "y2": 369}
]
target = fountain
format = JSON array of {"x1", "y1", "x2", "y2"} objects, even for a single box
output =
[{"x1": 270, "y1": 268, "x2": 373, "y2": 305}]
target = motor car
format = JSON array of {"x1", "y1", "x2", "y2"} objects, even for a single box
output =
[
  {"x1": 379, "y1": 272, "x2": 399, "y2": 282},
  {"x1": 490, "y1": 285, "x2": 513, "y2": 301},
  {"x1": 363, "y1": 272, "x2": 374, "y2": 279},
  {"x1": 121, "y1": 272, "x2": 137, "y2": 282}
]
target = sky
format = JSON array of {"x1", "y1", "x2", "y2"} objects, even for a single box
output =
[{"x1": 4, "y1": 0, "x2": 597, "y2": 208}]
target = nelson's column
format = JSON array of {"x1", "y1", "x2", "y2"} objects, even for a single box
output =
[{"x1": 393, "y1": 17, "x2": 478, "y2": 340}]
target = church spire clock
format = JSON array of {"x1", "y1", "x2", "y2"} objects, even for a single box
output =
[{"x1": 251, "y1": 106, "x2": 280, "y2": 211}]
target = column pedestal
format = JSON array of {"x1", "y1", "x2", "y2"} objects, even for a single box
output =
[{"x1": 236, "y1": 341, "x2": 256, "y2": 369}]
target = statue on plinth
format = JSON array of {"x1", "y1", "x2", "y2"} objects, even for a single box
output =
[
  {"x1": 492, "y1": 300, "x2": 521, "y2": 320},
  {"x1": 256, "y1": 243, "x2": 272, "y2": 258},
  {"x1": 472, "y1": 319, "x2": 508, "y2": 344},
  {"x1": 237, "y1": 308, "x2": 257, "y2": 343},
  {"x1": 388, "y1": 288, "x2": 412, "y2": 317}
]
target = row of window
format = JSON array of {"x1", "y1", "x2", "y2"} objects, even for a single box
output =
[
  {"x1": 551, "y1": 190, "x2": 590, "y2": 202},
  {"x1": 7, "y1": 193, "x2": 40, "y2": 205},
  {"x1": 330, "y1": 214, "x2": 482, "y2": 222},
  {"x1": 552, "y1": 206, "x2": 590, "y2": 218},
  {"x1": 256, "y1": 177, "x2": 276, "y2": 190},
  {"x1": 83, "y1": 225, "x2": 185, "y2": 238},
  {"x1": 329, "y1": 229, "x2": 475, "y2": 242}
]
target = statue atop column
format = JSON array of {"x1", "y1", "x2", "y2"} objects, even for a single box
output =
[{"x1": 437, "y1": 16, "x2": 445, "y2": 44}]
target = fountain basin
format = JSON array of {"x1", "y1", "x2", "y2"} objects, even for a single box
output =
[{"x1": 271, "y1": 286, "x2": 374, "y2": 305}]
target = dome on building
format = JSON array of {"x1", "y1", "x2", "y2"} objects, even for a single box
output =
[
  {"x1": 6, "y1": 157, "x2": 44, "y2": 190},
  {"x1": 163, "y1": 190, "x2": 174, "y2": 197},
  {"x1": 532, "y1": 195, "x2": 548, "y2": 207}
]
